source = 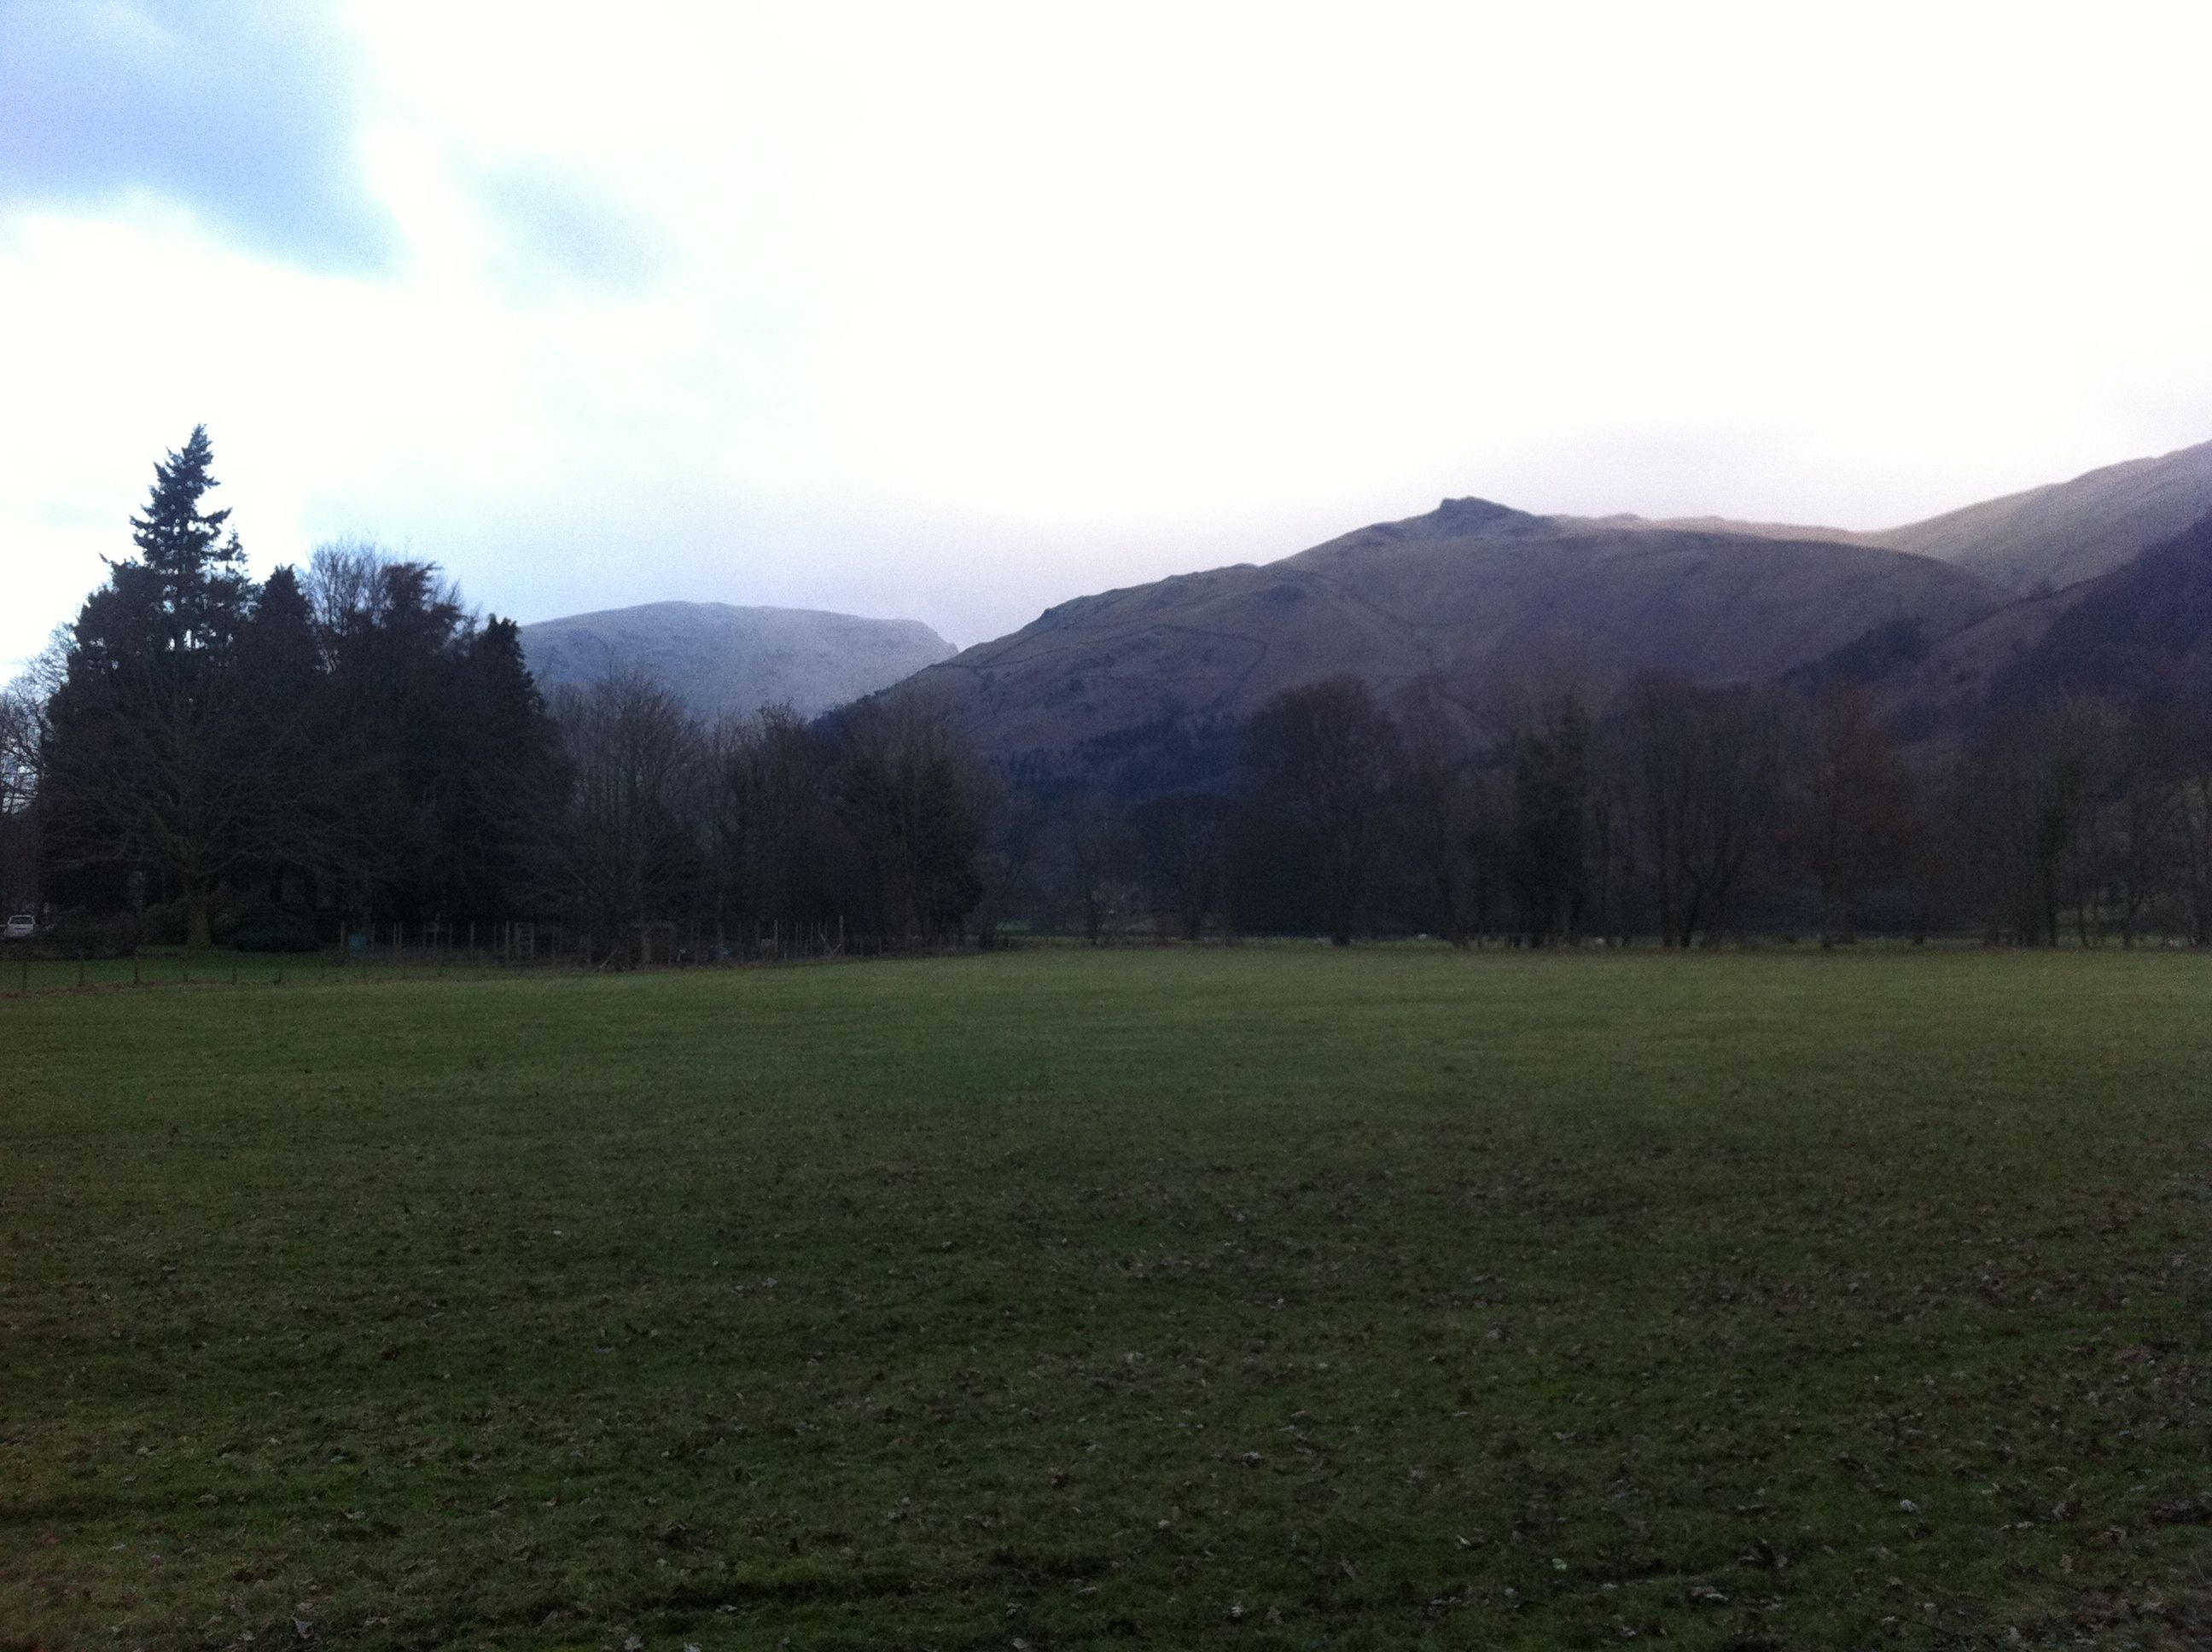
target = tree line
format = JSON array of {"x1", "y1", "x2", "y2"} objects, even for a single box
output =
[
  {"x1": 1008, "y1": 654, "x2": 2212, "y2": 947},
  {"x1": 1, "y1": 430, "x2": 986, "y2": 957},
  {"x1": 7, "y1": 429, "x2": 2209, "y2": 954}
]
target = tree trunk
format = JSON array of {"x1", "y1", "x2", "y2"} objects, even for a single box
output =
[
  {"x1": 1673, "y1": 889, "x2": 1701, "y2": 950},
  {"x1": 1825, "y1": 881, "x2": 1859, "y2": 945},
  {"x1": 187, "y1": 883, "x2": 214, "y2": 951}
]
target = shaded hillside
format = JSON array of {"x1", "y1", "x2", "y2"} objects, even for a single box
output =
[
  {"x1": 521, "y1": 602, "x2": 953, "y2": 721},
  {"x1": 905, "y1": 498, "x2": 2002, "y2": 793},
  {"x1": 1990, "y1": 510, "x2": 2212, "y2": 707},
  {"x1": 1790, "y1": 511, "x2": 2212, "y2": 759},
  {"x1": 1812, "y1": 586, "x2": 2093, "y2": 753}
]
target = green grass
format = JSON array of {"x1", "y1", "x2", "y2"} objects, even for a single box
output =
[
  {"x1": 2, "y1": 950, "x2": 2208, "y2": 1650},
  {"x1": 0, "y1": 948, "x2": 547, "y2": 995}
]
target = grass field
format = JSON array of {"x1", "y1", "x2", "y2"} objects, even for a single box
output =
[
  {"x1": 0, "y1": 948, "x2": 562, "y2": 996},
  {"x1": 3, "y1": 949, "x2": 2208, "y2": 1650}
]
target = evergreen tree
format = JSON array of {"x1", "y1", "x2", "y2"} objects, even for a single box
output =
[
  {"x1": 234, "y1": 565, "x2": 332, "y2": 900},
  {"x1": 307, "y1": 544, "x2": 471, "y2": 930},
  {"x1": 445, "y1": 617, "x2": 564, "y2": 921},
  {"x1": 125, "y1": 425, "x2": 249, "y2": 654},
  {"x1": 42, "y1": 428, "x2": 273, "y2": 946}
]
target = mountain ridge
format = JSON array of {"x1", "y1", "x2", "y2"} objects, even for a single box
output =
[
  {"x1": 1603, "y1": 438, "x2": 2212, "y2": 595},
  {"x1": 1871, "y1": 438, "x2": 2212, "y2": 592},
  {"x1": 903, "y1": 499, "x2": 2005, "y2": 794},
  {"x1": 520, "y1": 600, "x2": 955, "y2": 721}
]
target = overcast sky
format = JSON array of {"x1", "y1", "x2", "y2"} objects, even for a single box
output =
[{"x1": 6, "y1": 0, "x2": 2212, "y2": 672}]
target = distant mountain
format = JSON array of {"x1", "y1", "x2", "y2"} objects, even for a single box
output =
[
  {"x1": 899, "y1": 498, "x2": 2003, "y2": 793},
  {"x1": 520, "y1": 602, "x2": 955, "y2": 721},
  {"x1": 527, "y1": 439, "x2": 2212, "y2": 771}
]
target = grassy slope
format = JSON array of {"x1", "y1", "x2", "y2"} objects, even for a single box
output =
[{"x1": 1, "y1": 951, "x2": 2208, "y2": 1650}]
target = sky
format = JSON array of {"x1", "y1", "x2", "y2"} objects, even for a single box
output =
[{"x1": 6, "y1": 1, "x2": 2212, "y2": 672}]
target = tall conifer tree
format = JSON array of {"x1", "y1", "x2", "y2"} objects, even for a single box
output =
[{"x1": 43, "y1": 428, "x2": 273, "y2": 945}]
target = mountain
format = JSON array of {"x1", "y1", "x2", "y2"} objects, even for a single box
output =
[
  {"x1": 900, "y1": 498, "x2": 2003, "y2": 792},
  {"x1": 1974, "y1": 511, "x2": 2212, "y2": 713},
  {"x1": 1775, "y1": 504, "x2": 2212, "y2": 759},
  {"x1": 1605, "y1": 439, "x2": 2212, "y2": 597},
  {"x1": 520, "y1": 602, "x2": 955, "y2": 721},
  {"x1": 1793, "y1": 586, "x2": 2097, "y2": 751},
  {"x1": 1869, "y1": 439, "x2": 2212, "y2": 595}
]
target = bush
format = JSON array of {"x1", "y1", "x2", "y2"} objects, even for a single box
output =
[
  {"x1": 143, "y1": 896, "x2": 191, "y2": 947},
  {"x1": 218, "y1": 894, "x2": 323, "y2": 953},
  {"x1": 40, "y1": 907, "x2": 139, "y2": 959},
  {"x1": 230, "y1": 912, "x2": 322, "y2": 952}
]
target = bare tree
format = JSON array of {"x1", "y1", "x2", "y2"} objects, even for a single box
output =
[
  {"x1": 970, "y1": 786, "x2": 1050, "y2": 946},
  {"x1": 303, "y1": 540, "x2": 391, "y2": 665},
  {"x1": 725, "y1": 703, "x2": 841, "y2": 939},
  {"x1": 0, "y1": 633, "x2": 63, "y2": 829},
  {"x1": 1131, "y1": 790, "x2": 1234, "y2": 942},
  {"x1": 1242, "y1": 676, "x2": 1399, "y2": 945},
  {"x1": 1062, "y1": 791, "x2": 1132, "y2": 945},
  {"x1": 1505, "y1": 693, "x2": 1592, "y2": 945},
  {"x1": 1788, "y1": 682, "x2": 1918, "y2": 943},
  {"x1": 2172, "y1": 764, "x2": 2212, "y2": 946},
  {"x1": 1951, "y1": 699, "x2": 2088, "y2": 945},
  {"x1": 0, "y1": 644, "x2": 61, "y2": 913},
  {"x1": 1388, "y1": 675, "x2": 1487, "y2": 945},
  {"x1": 826, "y1": 694, "x2": 987, "y2": 948},
  {"x1": 2063, "y1": 697, "x2": 2184, "y2": 946},
  {"x1": 552, "y1": 673, "x2": 706, "y2": 961},
  {"x1": 1617, "y1": 675, "x2": 1790, "y2": 947}
]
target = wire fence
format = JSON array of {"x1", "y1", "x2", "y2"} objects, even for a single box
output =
[
  {"x1": 9, "y1": 923, "x2": 2186, "y2": 1000},
  {"x1": 0, "y1": 917, "x2": 868, "y2": 998}
]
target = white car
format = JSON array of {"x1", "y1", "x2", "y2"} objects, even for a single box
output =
[{"x1": 3, "y1": 915, "x2": 35, "y2": 940}]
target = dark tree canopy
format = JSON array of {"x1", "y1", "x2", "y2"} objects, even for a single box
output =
[
  {"x1": 1239, "y1": 676, "x2": 1398, "y2": 945},
  {"x1": 43, "y1": 428, "x2": 273, "y2": 944},
  {"x1": 35, "y1": 434, "x2": 573, "y2": 948},
  {"x1": 1506, "y1": 695, "x2": 1590, "y2": 944}
]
